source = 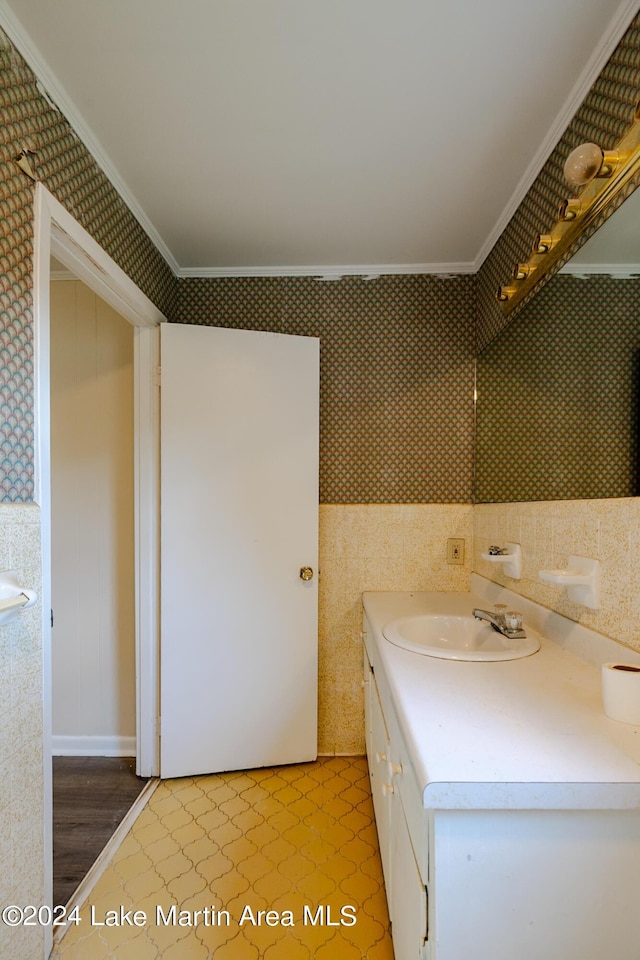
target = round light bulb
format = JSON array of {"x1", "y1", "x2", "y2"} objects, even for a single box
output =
[{"x1": 563, "y1": 142, "x2": 603, "y2": 187}]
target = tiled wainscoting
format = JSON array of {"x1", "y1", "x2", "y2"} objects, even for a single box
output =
[
  {"x1": 0, "y1": 503, "x2": 44, "y2": 960},
  {"x1": 474, "y1": 498, "x2": 640, "y2": 654},
  {"x1": 318, "y1": 503, "x2": 473, "y2": 753}
]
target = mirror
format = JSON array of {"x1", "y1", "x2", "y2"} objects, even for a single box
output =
[{"x1": 476, "y1": 187, "x2": 640, "y2": 503}]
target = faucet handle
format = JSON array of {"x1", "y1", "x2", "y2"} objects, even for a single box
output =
[
  {"x1": 493, "y1": 603, "x2": 507, "y2": 626},
  {"x1": 505, "y1": 611, "x2": 523, "y2": 631}
]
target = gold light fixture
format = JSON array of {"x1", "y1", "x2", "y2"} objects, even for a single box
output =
[
  {"x1": 496, "y1": 285, "x2": 515, "y2": 302},
  {"x1": 532, "y1": 234, "x2": 553, "y2": 254},
  {"x1": 496, "y1": 100, "x2": 640, "y2": 314},
  {"x1": 557, "y1": 198, "x2": 582, "y2": 221},
  {"x1": 513, "y1": 263, "x2": 532, "y2": 280}
]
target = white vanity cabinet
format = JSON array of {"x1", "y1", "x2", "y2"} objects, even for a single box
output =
[
  {"x1": 364, "y1": 645, "x2": 429, "y2": 960},
  {"x1": 363, "y1": 590, "x2": 640, "y2": 960},
  {"x1": 363, "y1": 651, "x2": 393, "y2": 889}
]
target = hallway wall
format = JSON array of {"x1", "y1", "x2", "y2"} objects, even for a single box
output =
[{"x1": 50, "y1": 280, "x2": 135, "y2": 752}]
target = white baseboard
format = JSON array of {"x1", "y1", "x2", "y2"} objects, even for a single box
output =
[{"x1": 52, "y1": 735, "x2": 136, "y2": 756}]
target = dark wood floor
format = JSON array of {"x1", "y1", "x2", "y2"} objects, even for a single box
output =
[{"x1": 53, "y1": 756, "x2": 148, "y2": 908}]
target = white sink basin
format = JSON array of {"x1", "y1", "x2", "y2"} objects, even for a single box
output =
[{"x1": 382, "y1": 614, "x2": 541, "y2": 661}]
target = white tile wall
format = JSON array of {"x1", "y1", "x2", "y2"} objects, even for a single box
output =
[
  {"x1": 0, "y1": 503, "x2": 44, "y2": 960},
  {"x1": 318, "y1": 503, "x2": 473, "y2": 753},
  {"x1": 474, "y1": 498, "x2": 640, "y2": 653}
]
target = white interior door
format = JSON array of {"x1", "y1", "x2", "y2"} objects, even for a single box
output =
[{"x1": 160, "y1": 323, "x2": 319, "y2": 778}]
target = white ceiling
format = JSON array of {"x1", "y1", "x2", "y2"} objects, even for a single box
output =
[{"x1": 2, "y1": 0, "x2": 640, "y2": 276}]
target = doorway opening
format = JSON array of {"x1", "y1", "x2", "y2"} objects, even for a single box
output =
[
  {"x1": 34, "y1": 184, "x2": 163, "y2": 957},
  {"x1": 52, "y1": 757, "x2": 146, "y2": 908},
  {"x1": 48, "y1": 265, "x2": 148, "y2": 908}
]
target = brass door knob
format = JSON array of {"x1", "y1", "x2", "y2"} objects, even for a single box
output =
[{"x1": 299, "y1": 566, "x2": 314, "y2": 581}]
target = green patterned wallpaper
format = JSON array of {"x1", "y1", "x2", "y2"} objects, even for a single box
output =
[
  {"x1": 0, "y1": 28, "x2": 175, "y2": 501},
  {"x1": 178, "y1": 275, "x2": 476, "y2": 503},
  {"x1": 3, "y1": 10, "x2": 640, "y2": 504},
  {"x1": 476, "y1": 274, "x2": 640, "y2": 502}
]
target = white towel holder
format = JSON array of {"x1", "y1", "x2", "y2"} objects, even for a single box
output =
[{"x1": 0, "y1": 571, "x2": 37, "y2": 626}]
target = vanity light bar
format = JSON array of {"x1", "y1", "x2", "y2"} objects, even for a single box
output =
[{"x1": 496, "y1": 99, "x2": 640, "y2": 315}]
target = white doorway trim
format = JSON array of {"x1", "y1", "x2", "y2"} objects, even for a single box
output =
[{"x1": 33, "y1": 184, "x2": 164, "y2": 954}]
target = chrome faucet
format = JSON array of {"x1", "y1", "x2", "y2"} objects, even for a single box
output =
[{"x1": 472, "y1": 608, "x2": 527, "y2": 639}]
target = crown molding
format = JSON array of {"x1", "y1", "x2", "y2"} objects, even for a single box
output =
[
  {"x1": 473, "y1": 0, "x2": 640, "y2": 272},
  {"x1": 176, "y1": 262, "x2": 475, "y2": 279},
  {"x1": 52, "y1": 258, "x2": 476, "y2": 281},
  {"x1": 0, "y1": 3, "x2": 473, "y2": 282},
  {"x1": 2, "y1": 0, "x2": 638, "y2": 280},
  {"x1": 559, "y1": 261, "x2": 640, "y2": 276},
  {"x1": 0, "y1": 0, "x2": 181, "y2": 275}
]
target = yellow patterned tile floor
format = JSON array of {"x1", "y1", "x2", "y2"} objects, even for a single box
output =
[{"x1": 51, "y1": 757, "x2": 394, "y2": 959}]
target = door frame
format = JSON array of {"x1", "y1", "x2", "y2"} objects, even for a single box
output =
[{"x1": 33, "y1": 185, "x2": 164, "y2": 947}]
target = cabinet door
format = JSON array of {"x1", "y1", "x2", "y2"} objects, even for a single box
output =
[
  {"x1": 365, "y1": 657, "x2": 394, "y2": 903},
  {"x1": 390, "y1": 794, "x2": 428, "y2": 960}
]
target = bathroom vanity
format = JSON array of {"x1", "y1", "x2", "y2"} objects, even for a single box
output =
[{"x1": 363, "y1": 580, "x2": 640, "y2": 960}]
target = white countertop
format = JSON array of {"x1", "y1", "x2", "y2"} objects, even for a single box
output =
[{"x1": 363, "y1": 588, "x2": 640, "y2": 810}]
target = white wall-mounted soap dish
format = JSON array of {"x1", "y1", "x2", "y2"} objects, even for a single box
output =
[
  {"x1": 480, "y1": 542, "x2": 522, "y2": 580},
  {"x1": 0, "y1": 571, "x2": 37, "y2": 627},
  {"x1": 538, "y1": 556, "x2": 599, "y2": 609}
]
